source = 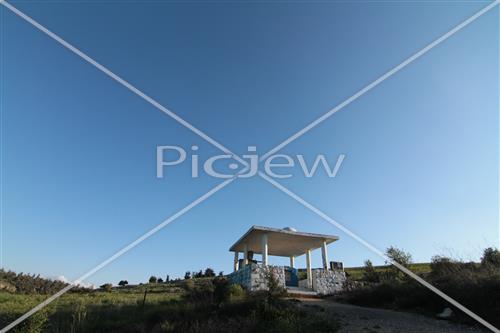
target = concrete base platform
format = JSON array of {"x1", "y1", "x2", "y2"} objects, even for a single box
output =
[{"x1": 286, "y1": 286, "x2": 320, "y2": 298}]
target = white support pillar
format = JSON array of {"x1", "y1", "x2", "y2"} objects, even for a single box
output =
[
  {"x1": 261, "y1": 233, "x2": 268, "y2": 266},
  {"x1": 243, "y1": 244, "x2": 248, "y2": 267},
  {"x1": 289, "y1": 256, "x2": 295, "y2": 268},
  {"x1": 306, "y1": 249, "x2": 312, "y2": 289},
  {"x1": 321, "y1": 241, "x2": 329, "y2": 270},
  {"x1": 233, "y1": 251, "x2": 239, "y2": 272}
]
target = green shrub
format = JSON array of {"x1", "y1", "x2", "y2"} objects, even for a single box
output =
[
  {"x1": 99, "y1": 283, "x2": 112, "y2": 292},
  {"x1": 430, "y1": 255, "x2": 459, "y2": 277},
  {"x1": 362, "y1": 260, "x2": 380, "y2": 283},
  {"x1": 118, "y1": 280, "x2": 128, "y2": 287},
  {"x1": 343, "y1": 247, "x2": 500, "y2": 327},
  {"x1": 0, "y1": 269, "x2": 69, "y2": 294},
  {"x1": 184, "y1": 279, "x2": 214, "y2": 304},
  {"x1": 481, "y1": 248, "x2": 500, "y2": 268},
  {"x1": 228, "y1": 284, "x2": 245, "y2": 300},
  {"x1": 213, "y1": 277, "x2": 230, "y2": 304},
  {"x1": 13, "y1": 308, "x2": 48, "y2": 333},
  {"x1": 266, "y1": 270, "x2": 286, "y2": 299},
  {"x1": 182, "y1": 279, "x2": 195, "y2": 292},
  {"x1": 204, "y1": 268, "x2": 216, "y2": 278}
]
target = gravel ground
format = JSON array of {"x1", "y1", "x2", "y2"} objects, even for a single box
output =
[{"x1": 299, "y1": 299, "x2": 489, "y2": 333}]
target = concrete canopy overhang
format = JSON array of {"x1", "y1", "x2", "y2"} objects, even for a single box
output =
[{"x1": 229, "y1": 225, "x2": 339, "y2": 257}]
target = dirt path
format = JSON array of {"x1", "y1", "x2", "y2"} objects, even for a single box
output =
[{"x1": 299, "y1": 299, "x2": 487, "y2": 333}]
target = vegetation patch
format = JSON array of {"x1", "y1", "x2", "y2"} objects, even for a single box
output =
[
  {"x1": 339, "y1": 247, "x2": 500, "y2": 328},
  {"x1": 0, "y1": 274, "x2": 339, "y2": 332}
]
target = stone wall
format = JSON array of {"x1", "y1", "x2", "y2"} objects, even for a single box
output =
[
  {"x1": 311, "y1": 269, "x2": 346, "y2": 295},
  {"x1": 228, "y1": 265, "x2": 345, "y2": 295},
  {"x1": 227, "y1": 264, "x2": 252, "y2": 289},
  {"x1": 227, "y1": 264, "x2": 285, "y2": 291},
  {"x1": 250, "y1": 264, "x2": 286, "y2": 291}
]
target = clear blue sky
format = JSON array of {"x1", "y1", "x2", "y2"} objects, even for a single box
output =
[{"x1": 1, "y1": 0, "x2": 498, "y2": 286}]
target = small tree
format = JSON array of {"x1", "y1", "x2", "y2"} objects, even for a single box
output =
[
  {"x1": 157, "y1": 278, "x2": 164, "y2": 283},
  {"x1": 118, "y1": 280, "x2": 128, "y2": 287},
  {"x1": 100, "y1": 283, "x2": 112, "y2": 292},
  {"x1": 184, "y1": 271, "x2": 191, "y2": 280},
  {"x1": 149, "y1": 276, "x2": 157, "y2": 284},
  {"x1": 384, "y1": 246, "x2": 412, "y2": 281},
  {"x1": 218, "y1": 271, "x2": 224, "y2": 277},
  {"x1": 362, "y1": 260, "x2": 380, "y2": 283},
  {"x1": 166, "y1": 275, "x2": 170, "y2": 283},
  {"x1": 204, "y1": 268, "x2": 215, "y2": 277},
  {"x1": 481, "y1": 247, "x2": 500, "y2": 268},
  {"x1": 386, "y1": 246, "x2": 412, "y2": 266}
]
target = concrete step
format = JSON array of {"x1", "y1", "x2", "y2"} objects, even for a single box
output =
[{"x1": 286, "y1": 286, "x2": 319, "y2": 298}]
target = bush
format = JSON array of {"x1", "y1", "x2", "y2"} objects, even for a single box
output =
[
  {"x1": 99, "y1": 283, "x2": 112, "y2": 292},
  {"x1": 149, "y1": 276, "x2": 157, "y2": 284},
  {"x1": 343, "y1": 247, "x2": 500, "y2": 328},
  {"x1": 12, "y1": 308, "x2": 49, "y2": 333},
  {"x1": 228, "y1": 284, "x2": 245, "y2": 298},
  {"x1": 430, "y1": 256, "x2": 461, "y2": 278},
  {"x1": 213, "y1": 277, "x2": 230, "y2": 304},
  {"x1": 362, "y1": 260, "x2": 380, "y2": 283},
  {"x1": 0, "y1": 269, "x2": 69, "y2": 294},
  {"x1": 266, "y1": 270, "x2": 286, "y2": 299},
  {"x1": 249, "y1": 296, "x2": 339, "y2": 333},
  {"x1": 118, "y1": 280, "x2": 128, "y2": 287},
  {"x1": 184, "y1": 279, "x2": 214, "y2": 304},
  {"x1": 481, "y1": 248, "x2": 500, "y2": 268},
  {"x1": 183, "y1": 279, "x2": 195, "y2": 291},
  {"x1": 204, "y1": 268, "x2": 216, "y2": 278}
]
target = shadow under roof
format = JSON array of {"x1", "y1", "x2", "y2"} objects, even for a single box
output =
[{"x1": 229, "y1": 225, "x2": 339, "y2": 257}]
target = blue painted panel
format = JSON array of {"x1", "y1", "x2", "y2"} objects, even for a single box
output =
[
  {"x1": 285, "y1": 267, "x2": 298, "y2": 287},
  {"x1": 227, "y1": 265, "x2": 252, "y2": 289}
]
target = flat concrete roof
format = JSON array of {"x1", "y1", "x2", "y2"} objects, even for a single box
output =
[{"x1": 229, "y1": 225, "x2": 339, "y2": 257}]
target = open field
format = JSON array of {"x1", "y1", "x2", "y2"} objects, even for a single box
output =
[
  {"x1": 344, "y1": 263, "x2": 432, "y2": 281},
  {"x1": 0, "y1": 283, "x2": 182, "y2": 332},
  {"x1": 0, "y1": 278, "x2": 340, "y2": 333}
]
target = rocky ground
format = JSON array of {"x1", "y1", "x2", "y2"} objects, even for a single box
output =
[{"x1": 299, "y1": 299, "x2": 489, "y2": 333}]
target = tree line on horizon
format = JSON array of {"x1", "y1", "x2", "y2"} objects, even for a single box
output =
[{"x1": 98, "y1": 267, "x2": 224, "y2": 290}]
